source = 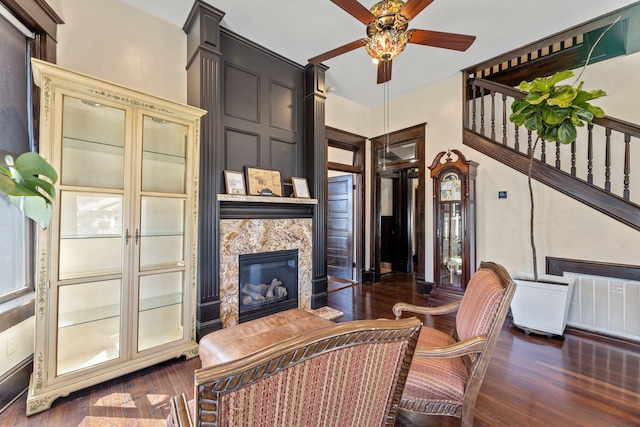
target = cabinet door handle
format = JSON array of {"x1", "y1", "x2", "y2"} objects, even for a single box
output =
[
  {"x1": 135, "y1": 229, "x2": 140, "y2": 245},
  {"x1": 125, "y1": 229, "x2": 130, "y2": 244}
]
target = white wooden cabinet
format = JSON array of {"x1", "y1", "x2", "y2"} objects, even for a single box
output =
[{"x1": 27, "y1": 59, "x2": 206, "y2": 415}]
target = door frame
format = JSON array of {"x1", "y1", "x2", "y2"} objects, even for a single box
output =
[
  {"x1": 325, "y1": 127, "x2": 365, "y2": 283},
  {"x1": 370, "y1": 124, "x2": 426, "y2": 286}
]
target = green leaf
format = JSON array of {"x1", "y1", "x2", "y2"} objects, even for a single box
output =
[
  {"x1": 14, "y1": 152, "x2": 58, "y2": 184},
  {"x1": 541, "y1": 105, "x2": 571, "y2": 125},
  {"x1": 523, "y1": 115, "x2": 540, "y2": 131},
  {"x1": 510, "y1": 98, "x2": 530, "y2": 114},
  {"x1": 546, "y1": 70, "x2": 574, "y2": 87},
  {"x1": 8, "y1": 195, "x2": 53, "y2": 228},
  {"x1": 584, "y1": 104, "x2": 605, "y2": 119},
  {"x1": 574, "y1": 109, "x2": 594, "y2": 123},
  {"x1": 0, "y1": 174, "x2": 38, "y2": 196},
  {"x1": 547, "y1": 85, "x2": 578, "y2": 108},
  {"x1": 525, "y1": 92, "x2": 549, "y2": 105},
  {"x1": 557, "y1": 121, "x2": 578, "y2": 144}
]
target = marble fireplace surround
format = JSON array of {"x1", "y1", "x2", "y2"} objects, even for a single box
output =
[{"x1": 218, "y1": 194, "x2": 317, "y2": 327}]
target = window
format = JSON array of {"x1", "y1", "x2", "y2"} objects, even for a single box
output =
[{"x1": 0, "y1": 5, "x2": 34, "y2": 303}]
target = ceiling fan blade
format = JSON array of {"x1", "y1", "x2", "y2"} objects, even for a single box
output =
[
  {"x1": 408, "y1": 29, "x2": 476, "y2": 51},
  {"x1": 308, "y1": 39, "x2": 367, "y2": 64},
  {"x1": 399, "y1": 0, "x2": 435, "y2": 20},
  {"x1": 331, "y1": 0, "x2": 376, "y2": 24},
  {"x1": 377, "y1": 60, "x2": 392, "y2": 84}
]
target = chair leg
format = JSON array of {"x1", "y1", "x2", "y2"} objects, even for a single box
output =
[{"x1": 461, "y1": 408, "x2": 474, "y2": 427}]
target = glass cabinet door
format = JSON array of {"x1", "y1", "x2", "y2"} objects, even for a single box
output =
[
  {"x1": 141, "y1": 116, "x2": 188, "y2": 193},
  {"x1": 138, "y1": 272, "x2": 184, "y2": 351},
  {"x1": 57, "y1": 279, "x2": 122, "y2": 375},
  {"x1": 61, "y1": 96, "x2": 126, "y2": 189},
  {"x1": 58, "y1": 192, "x2": 123, "y2": 279},
  {"x1": 55, "y1": 95, "x2": 128, "y2": 375},
  {"x1": 137, "y1": 116, "x2": 190, "y2": 351}
]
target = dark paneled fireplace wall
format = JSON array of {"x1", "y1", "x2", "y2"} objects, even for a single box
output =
[{"x1": 184, "y1": 1, "x2": 328, "y2": 338}]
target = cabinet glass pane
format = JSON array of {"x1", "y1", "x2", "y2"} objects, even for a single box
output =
[
  {"x1": 57, "y1": 279, "x2": 121, "y2": 375},
  {"x1": 141, "y1": 116, "x2": 187, "y2": 193},
  {"x1": 61, "y1": 96, "x2": 125, "y2": 188},
  {"x1": 138, "y1": 272, "x2": 184, "y2": 351},
  {"x1": 59, "y1": 192, "x2": 123, "y2": 280},
  {"x1": 440, "y1": 202, "x2": 462, "y2": 287},
  {"x1": 139, "y1": 197, "x2": 185, "y2": 270}
]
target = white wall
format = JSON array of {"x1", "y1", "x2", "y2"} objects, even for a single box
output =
[
  {"x1": 50, "y1": 0, "x2": 188, "y2": 103},
  {"x1": 326, "y1": 54, "x2": 640, "y2": 280}
]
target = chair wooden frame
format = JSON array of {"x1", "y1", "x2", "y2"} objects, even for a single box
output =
[
  {"x1": 168, "y1": 318, "x2": 422, "y2": 427},
  {"x1": 392, "y1": 261, "x2": 516, "y2": 426}
]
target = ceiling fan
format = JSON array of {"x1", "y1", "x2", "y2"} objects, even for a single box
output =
[{"x1": 308, "y1": 0, "x2": 476, "y2": 84}]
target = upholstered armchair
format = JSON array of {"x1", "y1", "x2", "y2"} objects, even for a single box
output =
[
  {"x1": 167, "y1": 317, "x2": 421, "y2": 427},
  {"x1": 392, "y1": 261, "x2": 516, "y2": 427}
]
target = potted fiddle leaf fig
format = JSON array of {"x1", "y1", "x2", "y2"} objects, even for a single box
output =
[
  {"x1": 504, "y1": 17, "x2": 618, "y2": 336},
  {"x1": 505, "y1": 17, "x2": 621, "y2": 336},
  {"x1": 0, "y1": 152, "x2": 58, "y2": 228},
  {"x1": 507, "y1": 70, "x2": 606, "y2": 336},
  {"x1": 507, "y1": 72, "x2": 606, "y2": 335}
]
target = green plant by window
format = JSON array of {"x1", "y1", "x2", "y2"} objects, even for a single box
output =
[{"x1": 0, "y1": 152, "x2": 57, "y2": 228}]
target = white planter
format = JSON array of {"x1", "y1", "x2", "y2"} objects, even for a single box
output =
[{"x1": 510, "y1": 272, "x2": 575, "y2": 336}]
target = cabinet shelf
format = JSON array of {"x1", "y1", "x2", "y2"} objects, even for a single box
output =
[
  {"x1": 64, "y1": 136, "x2": 125, "y2": 153},
  {"x1": 139, "y1": 293, "x2": 183, "y2": 312},
  {"x1": 142, "y1": 149, "x2": 186, "y2": 164},
  {"x1": 60, "y1": 234, "x2": 121, "y2": 240},
  {"x1": 58, "y1": 304, "x2": 120, "y2": 328}
]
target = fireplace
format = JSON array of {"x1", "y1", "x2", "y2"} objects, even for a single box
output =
[
  {"x1": 218, "y1": 194, "x2": 316, "y2": 328},
  {"x1": 239, "y1": 249, "x2": 299, "y2": 322}
]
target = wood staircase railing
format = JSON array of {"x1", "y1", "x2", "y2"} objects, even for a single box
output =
[
  {"x1": 461, "y1": 2, "x2": 640, "y2": 232},
  {"x1": 463, "y1": 77, "x2": 640, "y2": 232}
]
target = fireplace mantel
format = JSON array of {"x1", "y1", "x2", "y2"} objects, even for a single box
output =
[{"x1": 218, "y1": 194, "x2": 317, "y2": 219}]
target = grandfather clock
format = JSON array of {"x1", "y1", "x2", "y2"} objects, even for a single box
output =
[{"x1": 429, "y1": 150, "x2": 478, "y2": 293}]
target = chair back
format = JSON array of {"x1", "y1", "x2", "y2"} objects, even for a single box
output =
[
  {"x1": 191, "y1": 318, "x2": 421, "y2": 427},
  {"x1": 459, "y1": 261, "x2": 516, "y2": 394}
]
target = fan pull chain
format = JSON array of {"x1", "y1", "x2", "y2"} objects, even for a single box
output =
[{"x1": 382, "y1": 80, "x2": 390, "y2": 171}]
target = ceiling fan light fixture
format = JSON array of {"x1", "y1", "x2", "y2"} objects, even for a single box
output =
[{"x1": 365, "y1": 28, "x2": 410, "y2": 61}]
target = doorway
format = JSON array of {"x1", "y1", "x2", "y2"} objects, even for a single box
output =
[
  {"x1": 325, "y1": 127, "x2": 365, "y2": 284},
  {"x1": 371, "y1": 124, "x2": 426, "y2": 285},
  {"x1": 378, "y1": 169, "x2": 418, "y2": 276},
  {"x1": 327, "y1": 173, "x2": 354, "y2": 281}
]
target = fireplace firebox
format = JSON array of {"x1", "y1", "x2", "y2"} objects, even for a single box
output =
[{"x1": 238, "y1": 249, "x2": 299, "y2": 323}]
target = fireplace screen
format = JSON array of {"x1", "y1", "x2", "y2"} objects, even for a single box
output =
[{"x1": 238, "y1": 249, "x2": 298, "y2": 321}]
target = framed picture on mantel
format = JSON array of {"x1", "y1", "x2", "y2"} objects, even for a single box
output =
[
  {"x1": 291, "y1": 177, "x2": 310, "y2": 198},
  {"x1": 224, "y1": 170, "x2": 246, "y2": 195},
  {"x1": 246, "y1": 167, "x2": 282, "y2": 196}
]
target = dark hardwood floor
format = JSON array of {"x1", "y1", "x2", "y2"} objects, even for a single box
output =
[{"x1": 3, "y1": 273, "x2": 639, "y2": 426}]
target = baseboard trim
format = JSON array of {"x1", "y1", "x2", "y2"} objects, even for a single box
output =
[{"x1": 0, "y1": 355, "x2": 33, "y2": 415}]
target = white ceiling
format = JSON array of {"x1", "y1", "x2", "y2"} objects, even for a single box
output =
[{"x1": 121, "y1": 0, "x2": 636, "y2": 107}]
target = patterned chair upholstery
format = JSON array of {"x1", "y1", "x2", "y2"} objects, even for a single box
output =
[
  {"x1": 392, "y1": 261, "x2": 516, "y2": 427},
  {"x1": 167, "y1": 317, "x2": 422, "y2": 427}
]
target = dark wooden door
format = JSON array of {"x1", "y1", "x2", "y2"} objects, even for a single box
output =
[{"x1": 327, "y1": 175, "x2": 353, "y2": 280}]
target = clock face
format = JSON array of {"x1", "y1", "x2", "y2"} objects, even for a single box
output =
[{"x1": 440, "y1": 172, "x2": 461, "y2": 201}]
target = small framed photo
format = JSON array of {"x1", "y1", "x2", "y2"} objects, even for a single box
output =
[
  {"x1": 291, "y1": 177, "x2": 310, "y2": 198},
  {"x1": 224, "y1": 170, "x2": 246, "y2": 195},
  {"x1": 246, "y1": 167, "x2": 282, "y2": 196}
]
